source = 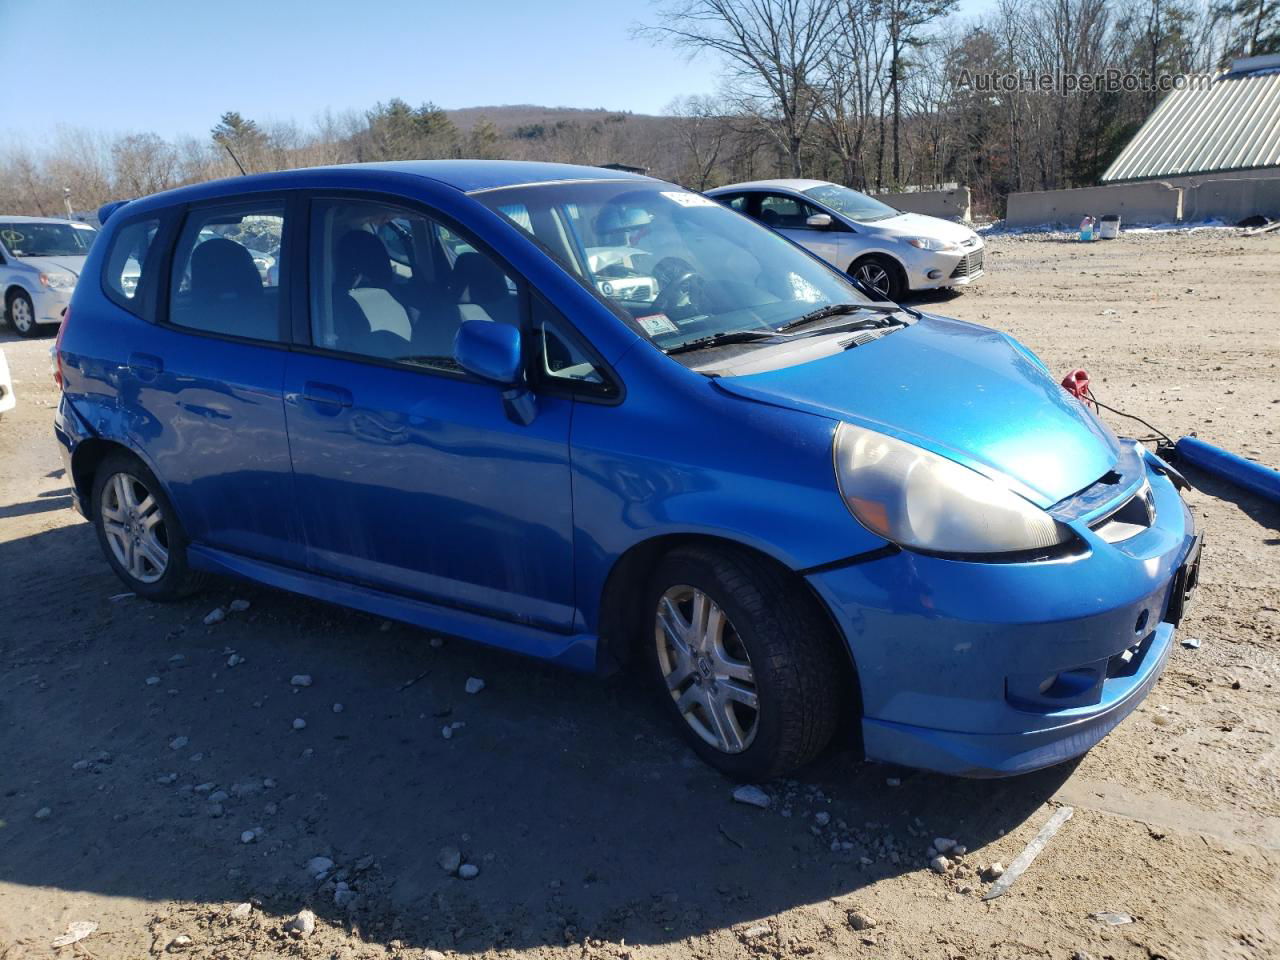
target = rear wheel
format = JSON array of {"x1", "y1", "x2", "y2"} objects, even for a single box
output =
[
  {"x1": 849, "y1": 256, "x2": 905, "y2": 302},
  {"x1": 646, "y1": 545, "x2": 844, "y2": 780},
  {"x1": 7, "y1": 291, "x2": 39, "y2": 337},
  {"x1": 91, "y1": 452, "x2": 205, "y2": 601}
]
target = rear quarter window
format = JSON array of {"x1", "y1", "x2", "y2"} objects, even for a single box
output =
[{"x1": 102, "y1": 217, "x2": 162, "y2": 314}]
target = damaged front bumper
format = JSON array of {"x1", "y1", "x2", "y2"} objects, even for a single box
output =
[{"x1": 807, "y1": 446, "x2": 1200, "y2": 777}]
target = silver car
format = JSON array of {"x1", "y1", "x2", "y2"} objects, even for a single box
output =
[
  {"x1": 706, "y1": 179, "x2": 983, "y2": 302},
  {"x1": 0, "y1": 216, "x2": 99, "y2": 337}
]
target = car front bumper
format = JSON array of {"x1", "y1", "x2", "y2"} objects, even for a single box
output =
[
  {"x1": 807, "y1": 460, "x2": 1198, "y2": 777},
  {"x1": 903, "y1": 244, "x2": 985, "y2": 291},
  {"x1": 32, "y1": 285, "x2": 73, "y2": 324}
]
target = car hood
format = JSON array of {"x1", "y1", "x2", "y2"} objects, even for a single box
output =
[
  {"x1": 711, "y1": 315, "x2": 1120, "y2": 507},
  {"x1": 858, "y1": 211, "x2": 978, "y2": 245},
  {"x1": 17, "y1": 255, "x2": 86, "y2": 277}
]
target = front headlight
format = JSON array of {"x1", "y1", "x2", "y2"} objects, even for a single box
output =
[
  {"x1": 39, "y1": 271, "x2": 77, "y2": 292},
  {"x1": 833, "y1": 422, "x2": 1072, "y2": 555},
  {"x1": 905, "y1": 237, "x2": 960, "y2": 252}
]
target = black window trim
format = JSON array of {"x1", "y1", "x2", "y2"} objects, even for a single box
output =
[
  {"x1": 153, "y1": 192, "x2": 301, "y2": 352},
  {"x1": 292, "y1": 187, "x2": 625, "y2": 404},
  {"x1": 99, "y1": 209, "x2": 175, "y2": 319}
]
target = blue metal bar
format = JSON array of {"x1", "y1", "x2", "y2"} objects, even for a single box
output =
[{"x1": 1176, "y1": 436, "x2": 1280, "y2": 504}]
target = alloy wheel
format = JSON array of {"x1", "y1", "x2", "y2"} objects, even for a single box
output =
[
  {"x1": 854, "y1": 262, "x2": 892, "y2": 298},
  {"x1": 655, "y1": 585, "x2": 759, "y2": 753},
  {"x1": 100, "y1": 471, "x2": 169, "y2": 583},
  {"x1": 10, "y1": 297, "x2": 34, "y2": 334}
]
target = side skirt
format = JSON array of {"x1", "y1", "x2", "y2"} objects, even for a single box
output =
[{"x1": 187, "y1": 544, "x2": 598, "y2": 672}]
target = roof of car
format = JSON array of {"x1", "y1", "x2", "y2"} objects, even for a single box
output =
[
  {"x1": 0, "y1": 215, "x2": 95, "y2": 225},
  {"x1": 706, "y1": 179, "x2": 834, "y2": 193}
]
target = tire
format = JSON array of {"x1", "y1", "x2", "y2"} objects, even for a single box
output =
[
  {"x1": 6, "y1": 291, "x2": 40, "y2": 337},
  {"x1": 849, "y1": 256, "x2": 906, "y2": 302},
  {"x1": 645, "y1": 545, "x2": 844, "y2": 780},
  {"x1": 91, "y1": 451, "x2": 205, "y2": 601}
]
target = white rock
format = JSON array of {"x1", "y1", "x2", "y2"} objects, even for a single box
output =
[
  {"x1": 284, "y1": 909, "x2": 316, "y2": 937},
  {"x1": 742, "y1": 923, "x2": 770, "y2": 938},
  {"x1": 240, "y1": 830, "x2": 256, "y2": 844},
  {"x1": 732, "y1": 785, "x2": 770, "y2": 808},
  {"x1": 847, "y1": 912, "x2": 878, "y2": 931},
  {"x1": 953, "y1": 844, "x2": 968, "y2": 856},
  {"x1": 169, "y1": 736, "x2": 189, "y2": 750},
  {"x1": 146, "y1": 676, "x2": 161, "y2": 686},
  {"x1": 984, "y1": 861, "x2": 1005, "y2": 880},
  {"x1": 291, "y1": 675, "x2": 313, "y2": 687},
  {"x1": 464, "y1": 677, "x2": 486, "y2": 695},
  {"x1": 229, "y1": 599, "x2": 251, "y2": 612},
  {"x1": 814, "y1": 811, "x2": 831, "y2": 827},
  {"x1": 307, "y1": 856, "x2": 335, "y2": 877},
  {"x1": 332, "y1": 703, "x2": 344, "y2": 713},
  {"x1": 50, "y1": 922, "x2": 98, "y2": 948},
  {"x1": 458, "y1": 863, "x2": 480, "y2": 880},
  {"x1": 226, "y1": 654, "x2": 244, "y2": 667},
  {"x1": 930, "y1": 855, "x2": 951, "y2": 874},
  {"x1": 157, "y1": 773, "x2": 178, "y2": 785},
  {"x1": 229, "y1": 902, "x2": 252, "y2": 920},
  {"x1": 1089, "y1": 912, "x2": 1135, "y2": 926},
  {"x1": 168, "y1": 934, "x2": 193, "y2": 949},
  {"x1": 441, "y1": 725, "x2": 453, "y2": 739},
  {"x1": 34, "y1": 806, "x2": 51, "y2": 820},
  {"x1": 72, "y1": 759, "x2": 90, "y2": 771},
  {"x1": 209, "y1": 790, "x2": 228, "y2": 803},
  {"x1": 292, "y1": 718, "x2": 306, "y2": 730},
  {"x1": 203, "y1": 607, "x2": 225, "y2": 626},
  {"x1": 933, "y1": 837, "x2": 957, "y2": 854}
]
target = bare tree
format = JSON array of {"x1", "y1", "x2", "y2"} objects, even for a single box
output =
[
  {"x1": 640, "y1": 0, "x2": 839, "y2": 176},
  {"x1": 666, "y1": 95, "x2": 732, "y2": 188}
]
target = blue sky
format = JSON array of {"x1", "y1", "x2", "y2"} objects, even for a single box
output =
[{"x1": 0, "y1": 0, "x2": 990, "y2": 143}]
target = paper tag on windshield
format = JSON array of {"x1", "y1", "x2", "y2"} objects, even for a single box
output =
[
  {"x1": 637, "y1": 313, "x2": 679, "y2": 336},
  {"x1": 661, "y1": 191, "x2": 717, "y2": 208}
]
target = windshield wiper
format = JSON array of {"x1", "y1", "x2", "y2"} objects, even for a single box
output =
[
  {"x1": 779, "y1": 302, "x2": 899, "y2": 333},
  {"x1": 664, "y1": 329, "x2": 779, "y2": 355}
]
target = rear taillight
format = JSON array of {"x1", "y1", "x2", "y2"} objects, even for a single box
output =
[{"x1": 53, "y1": 307, "x2": 69, "y2": 389}]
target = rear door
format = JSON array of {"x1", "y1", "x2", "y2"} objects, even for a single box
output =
[
  {"x1": 282, "y1": 194, "x2": 580, "y2": 633},
  {"x1": 116, "y1": 195, "x2": 302, "y2": 567}
]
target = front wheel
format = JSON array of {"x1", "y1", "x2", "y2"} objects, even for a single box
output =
[
  {"x1": 849, "y1": 256, "x2": 905, "y2": 302},
  {"x1": 7, "y1": 291, "x2": 39, "y2": 337},
  {"x1": 92, "y1": 452, "x2": 205, "y2": 601},
  {"x1": 646, "y1": 546, "x2": 844, "y2": 780}
]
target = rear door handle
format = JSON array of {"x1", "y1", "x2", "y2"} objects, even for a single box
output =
[
  {"x1": 299, "y1": 382, "x2": 353, "y2": 409},
  {"x1": 128, "y1": 352, "x2": 163, "y2": 381}
]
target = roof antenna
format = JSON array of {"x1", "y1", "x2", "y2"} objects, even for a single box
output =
[{"x1": 221, "y1": 142, "x2": 247, "y2": 175}]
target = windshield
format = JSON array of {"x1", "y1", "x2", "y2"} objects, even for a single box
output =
[
  {"x1": 802, "y1": 185, "x2": 898, "y2": 223},
  {"x1": 0, "y1": 221, "x2": 98, "y2": 258},
  {"x1": 475, "y1": 181, "x2": 867, "y2": 353}
]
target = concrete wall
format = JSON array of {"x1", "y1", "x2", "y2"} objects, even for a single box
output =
[
  {"x1": 874, "y1": 187, "x2": 971, "y2": 221},
  {"x1": 1005, "y1": 182, "x2": 1183, "y2": 228},
  {"x1": 1181, "y1": 176, "x2": 1280, "y2": 222}
]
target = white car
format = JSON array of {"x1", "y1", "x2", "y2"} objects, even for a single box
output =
[
  {"x1": 705, "y1": 179, "x2": 983, "y2": 302},
  {"x1": 0, "y1": 348, "x2": 14, "y2": 419},
  {"x1": 0, "y1": 216, "x2": 99, "y2": 336}
]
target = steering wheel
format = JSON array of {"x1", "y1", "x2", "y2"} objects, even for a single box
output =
[{"x1": 653, "y1": 257, "x2": 704, "y2": 315}]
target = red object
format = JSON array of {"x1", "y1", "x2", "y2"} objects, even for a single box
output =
[{"x1": 1061, "y1": 368, "x2": 1090, "y2": 400}]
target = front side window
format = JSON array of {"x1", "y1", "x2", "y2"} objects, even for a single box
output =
[
  {"x1": 475, "y1": 181, "x2": 865, "y2": 354},
  {"x1": 103, "y1": 218, "x2": 160, "y2": 309},
  {"x1": 309, "y1": 199, "x2": 518, "y2": 372},
  {"x1": 168, "y1": 203, "x2": 285, "y2": 342},
  {"x1": 802, "y1": 184, "x2": 898, "y2": 223},
  {"x1": 758, "y1": 193, "x2": 825, "y2": 229},
  {"x1": 0, "y1": 221, "x2": 98, "y2": 258}
]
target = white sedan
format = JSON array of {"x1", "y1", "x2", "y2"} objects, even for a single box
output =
[{"x1": 706, "y1": 179, "x2": 983, "y2": 302}]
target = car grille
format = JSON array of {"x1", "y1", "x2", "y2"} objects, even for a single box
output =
[{"x1": 950, "y1": 249, "x2": 984, "y2": 279}]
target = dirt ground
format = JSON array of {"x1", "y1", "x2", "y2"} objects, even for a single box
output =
[{"x1": 1, "y1": 229, "x2": 1277, "y2": 960}]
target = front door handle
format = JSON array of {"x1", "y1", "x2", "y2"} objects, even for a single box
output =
[
  {"x1": 128, "y1": 352, "x2": 163, "y2": 381},
  {"x1": 299, "y1": 382, "x2": 353, "y2": 409}
]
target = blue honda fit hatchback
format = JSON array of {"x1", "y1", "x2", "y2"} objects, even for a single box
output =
[{"x1": 54, "y1": 160, "x2": 1201, "y2": 779}]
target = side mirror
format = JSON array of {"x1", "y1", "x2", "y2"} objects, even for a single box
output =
[
  {"x1": 454, "y1": 319, "x2": 537, "y2": 425},
  {"x1": 455, "y1": 319, "x2": 522, "y2": 385},
  {"x1": 806, "y1": 213, "x2": 834, "y2": 229}
]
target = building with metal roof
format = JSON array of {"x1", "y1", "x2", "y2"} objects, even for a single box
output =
[{"x1": 1102, "y1": 54, "x2": 1280, "y2": 183}]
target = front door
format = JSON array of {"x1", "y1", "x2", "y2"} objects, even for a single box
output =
[
  {"x1": 282, "y1": 196, "x2": 577, "y2": 632},
  {"x1": 754, "y1": 192, "x2": 848, "y2": 270}
]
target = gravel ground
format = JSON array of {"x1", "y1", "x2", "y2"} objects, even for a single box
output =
[{"x1": 1, "y1": 229, "x2": 1277, "y2": 960}]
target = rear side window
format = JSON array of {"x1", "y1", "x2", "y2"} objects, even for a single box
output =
[
  {"x1": 103, "y1": 218, "x2": 161, "y2": 313},
  {"x1": 168, "y1": 203, "x2": 286, "y2": 342}
]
